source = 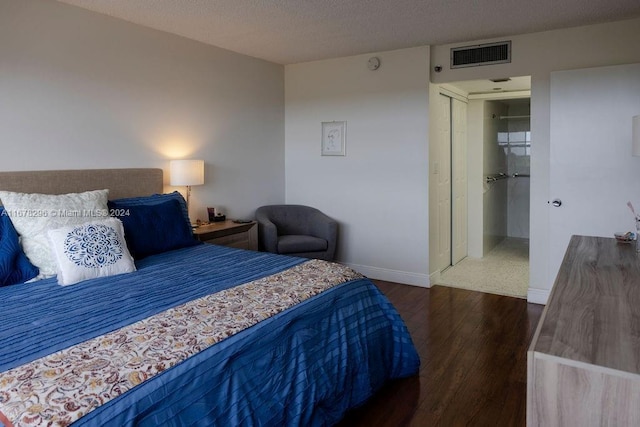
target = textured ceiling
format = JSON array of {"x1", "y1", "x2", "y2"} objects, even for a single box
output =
[{"x1": 56, "y1": 0, "x2": 640, "y2": 65}]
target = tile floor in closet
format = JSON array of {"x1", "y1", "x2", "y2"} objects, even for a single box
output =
[{"x1": 436, "y1": 237, "x2": 529, "y2": 299}]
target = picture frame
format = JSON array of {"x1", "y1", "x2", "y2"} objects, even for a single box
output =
[{"x1": 321, "y1": 121, "x2": 346, "y2": 156}]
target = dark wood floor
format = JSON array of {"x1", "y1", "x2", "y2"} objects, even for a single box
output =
[{"x1": 337, "y1": 281, "x2": 544, "y2": 427}]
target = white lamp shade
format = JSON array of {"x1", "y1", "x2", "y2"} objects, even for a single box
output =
[
  {"x1": 170, "y1": 160, "x2": 204, "y2": 186},
  {"x1": 634, "y1": 115, "x2": 640, "y2": 157}
]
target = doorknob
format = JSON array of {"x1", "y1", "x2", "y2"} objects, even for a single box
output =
[{"x1": 552, "y1": 199, "x2": 562, "y2": 207}]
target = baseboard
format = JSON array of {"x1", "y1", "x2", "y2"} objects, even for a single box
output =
[
  {"x1": 344, "y1": 263, "x2": 431, "y2": 288},
  {"x1": 527, "y1": 287, "x2": 549, "y2": 305}
]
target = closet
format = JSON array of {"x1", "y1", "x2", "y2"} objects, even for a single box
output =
[{"x1": 429, "y1": 90, "x2": 467, "y2": 273}]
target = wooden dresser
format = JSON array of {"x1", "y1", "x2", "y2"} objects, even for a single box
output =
[{"x1": 527, "y1": 235, "x2": 640, "y2": 426}]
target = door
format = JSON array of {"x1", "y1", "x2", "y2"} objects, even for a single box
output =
[
  {"x1": 433, "y1": 93, "x2": 452, "y2": 272},
  {"x1": 549, "y1": 63, "x2": 640, "y2": 283},
  {"x1": 451, "y1": 98, "x2": 468, "y2": 264},
  {"x1": 432, "y1": 92, "x2": 468, "y2": 272}
]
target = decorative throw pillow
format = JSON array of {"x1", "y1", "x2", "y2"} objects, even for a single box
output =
[
  {"x1": 47, "y1": 218, "x2": 135, "y2": 286},
  {"x1": 0, "y1": 208, "x2": 39, "y2": 286},
  {"x1": 0, "y1": 189, "x2": 109, "y2": 277},
  {"x1": 109, "y1": 199, "x2": 200, "y2": 259},
  {"x1": 107, "y1": 191, "x2": 191, "y2": 227},
  {"x1": 110, "y1": 198, "x2": 199, "y2": 259}
]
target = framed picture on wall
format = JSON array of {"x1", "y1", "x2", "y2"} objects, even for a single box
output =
[{"x1": 321, "y1": 121, "x2": 346, "y2": 156}]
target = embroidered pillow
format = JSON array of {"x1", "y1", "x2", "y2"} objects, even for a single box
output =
[
  {"x1": 0, "y1": 189, "x2": 109, "y2": 278},
  {"x1": 110, "y1": 198, "x2": 199, "y2": 259},
  {"x1": 0, "y1": 208, "x2": 39, "y2": 286},
  {"x1": 47, "y1": 218, "x2": 135, "y2": 286}
]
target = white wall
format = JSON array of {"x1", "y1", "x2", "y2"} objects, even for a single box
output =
[
  {"x1": 0, "y1": 0, "x2": 285, "y2": 220},
  {"x1": 431, "y1": 17, "x2": 640, "y2": 303},
  {"x1": 285, "y1": 47, "x2": 430, "y2": 286}
]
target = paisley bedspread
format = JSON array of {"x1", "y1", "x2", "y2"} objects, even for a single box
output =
[{"x1": 0, "y1": 244, "x2": 420, "y2": 426}]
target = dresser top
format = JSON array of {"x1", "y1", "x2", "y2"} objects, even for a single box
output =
[{"x1": 531, "y1": 235, "x2": 640, "y2": 374}]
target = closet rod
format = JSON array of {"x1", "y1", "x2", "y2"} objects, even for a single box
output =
[
  {"x1": 485, "y1": 173, "x2": 509, "y2": 183},
  {"x1": 485, "y1": 172, "x2": 531, "y2": 183},
  {"x1": 499, "y1": 115, "x2": 530, "y2": 120}
]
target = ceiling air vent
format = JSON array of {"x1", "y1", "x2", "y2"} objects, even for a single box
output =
[{"x1": 451, "y1": 41, "x2": 511, "y2": 69}]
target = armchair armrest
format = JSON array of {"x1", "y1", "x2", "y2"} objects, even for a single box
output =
[
  {"x1": 308, "y1": 212, "x2": 338, "y2": 240},
  {"x1": 308, "y1": 211, "x2": 338, "y2": 260},
  {"x1": 255, "y1": 211, "x2": 279, "y2": 253}
]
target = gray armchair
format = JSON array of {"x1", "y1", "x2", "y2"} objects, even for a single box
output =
[{"x1": 255, "y1": 205, "x2": 338, "y2": 261}]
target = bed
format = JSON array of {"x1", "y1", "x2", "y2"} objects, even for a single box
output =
[{"x1": 0, "y1": 169, "x2": 420, "y2": 427}]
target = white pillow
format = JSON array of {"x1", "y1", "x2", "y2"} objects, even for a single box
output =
[
  {"x1": 0, "y1": 189, "x2": 109, "y2": 277},
  {"x1": 47, "y1": 218, "x2": 136, "y2": 286}
]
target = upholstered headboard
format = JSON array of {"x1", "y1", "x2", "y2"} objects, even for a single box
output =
[{"x1": 0, "y1": 168, "x2": 163, "y2": 200}]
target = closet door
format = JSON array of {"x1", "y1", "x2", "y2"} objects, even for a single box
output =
[
  {"x1": 433, "y1": 93, "x2": 452, "y2": 272},
  {"x1": 451, "y1": 98, "x2": 468, "y2": 265}
]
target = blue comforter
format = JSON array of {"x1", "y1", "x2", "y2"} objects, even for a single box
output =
[{"x1": 0, "y1": 244, "x2": 420, "y2": 426}]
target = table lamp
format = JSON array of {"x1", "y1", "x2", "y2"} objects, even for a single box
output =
[{"x1": 170, "y1": 159, "x2": 204, "y2": 211}]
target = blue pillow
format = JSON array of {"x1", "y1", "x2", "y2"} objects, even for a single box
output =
[
  {"x1": 108, "y1": 198, "x2": 199, "y2": 259},
  {"x1": 0, "y1": 208, "x2": 39, "y2": 286},
  {"x1": 108, "y1": 192, "x2": 191, "y2": 226}
]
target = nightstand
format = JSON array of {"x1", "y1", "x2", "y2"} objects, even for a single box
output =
[{"x1": 193, "y1": 220, "x2": 258, "y2": 251}]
